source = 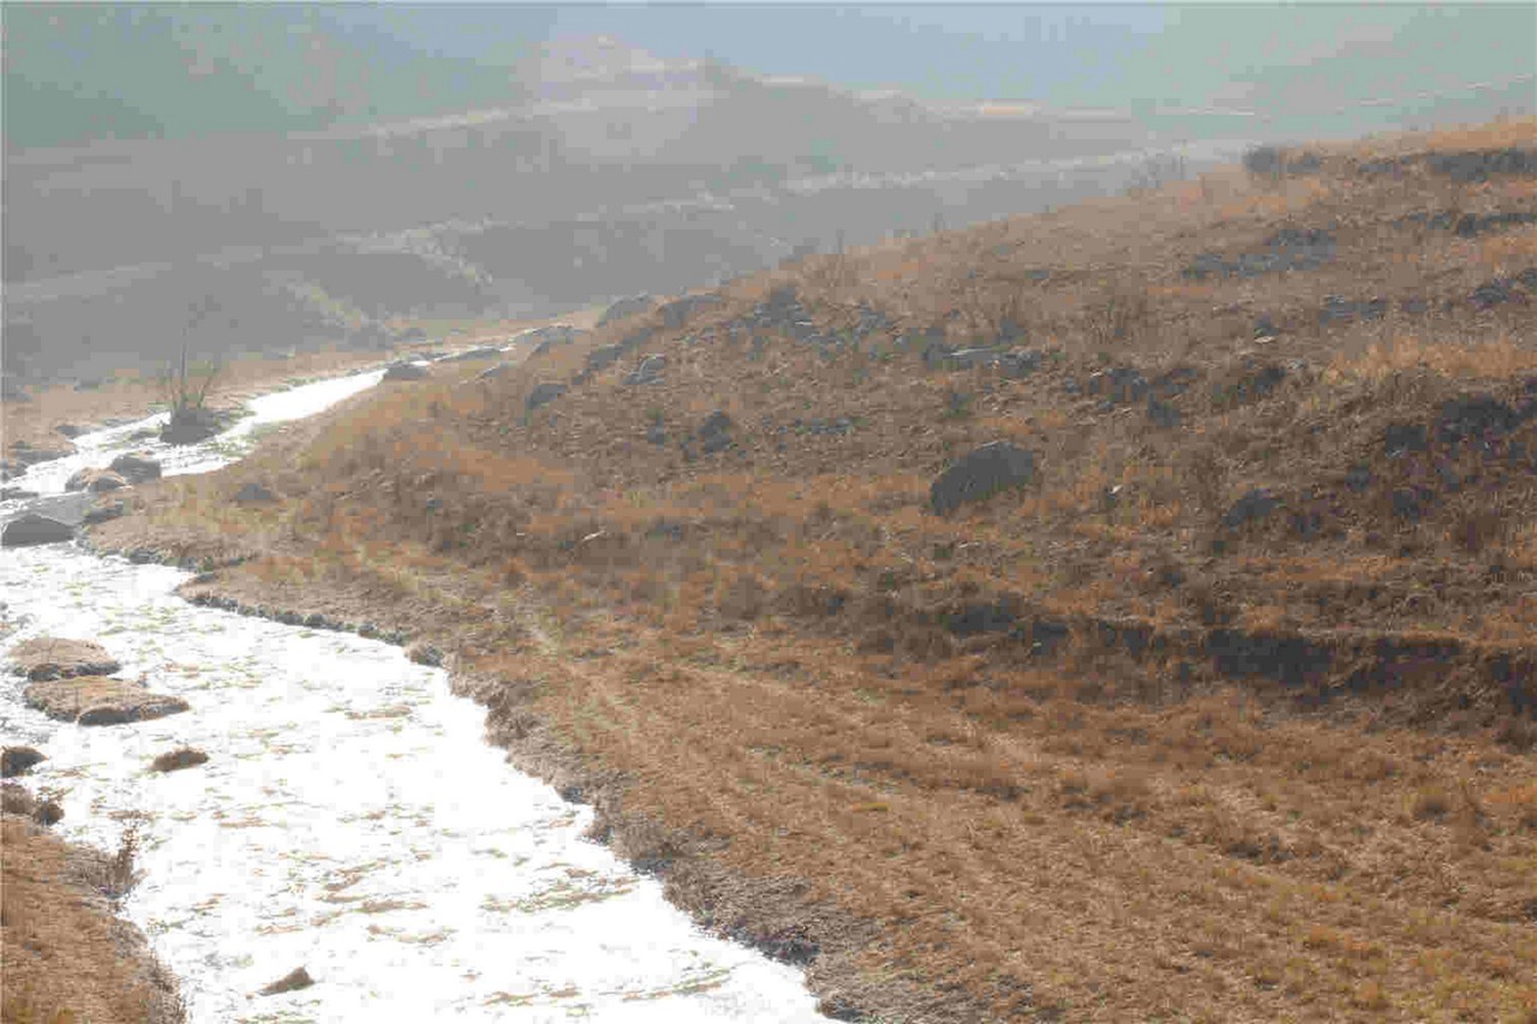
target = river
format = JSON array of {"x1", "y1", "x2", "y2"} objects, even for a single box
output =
[{"x1": 1, "y1": 365, "x2": 826, "y2": 1022}]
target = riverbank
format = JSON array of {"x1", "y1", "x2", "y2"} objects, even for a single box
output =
[{"x1": 2, "y1": 812, "x2": 184, "y2": 1024}]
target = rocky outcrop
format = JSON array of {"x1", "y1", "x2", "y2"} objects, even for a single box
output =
[
  {"x1": 598, "y1": 294, "x2": 655, "y2": 325},
  {"x1": 929, "y1": 441, "x2": 1036, "y2": 515},
  {"x1": 24, "y1": 676, "x2": 189, "y2": 725}
]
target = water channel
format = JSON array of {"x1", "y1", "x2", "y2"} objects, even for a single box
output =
[{"x1": 1, "y1": 363, "x2": 826, "y2": 1022}]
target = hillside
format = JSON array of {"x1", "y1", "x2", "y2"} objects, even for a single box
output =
[
  {"x1": 4, "y1": 30, "x2": 1170, "y2": 390},
  {"x1": 91, "y1": 118, "x2": 1537, "y2": 1021}
]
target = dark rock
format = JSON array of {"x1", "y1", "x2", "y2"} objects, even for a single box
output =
[
  {"x1": 645, "y1": 424, "x2": 668, "y2": 446},
  {"x1": 659, "y1": 294, "x2": 722, "y2": 330},
  {"x1": 6, "y1": 441, "x2": 72, "y2": 468},
  {"x1": 1384, "y1": 422, "x2": 1429, "y2": 456},
  {"x1": 382, "y1": 362, "x2": 430, "y2": 382},
  {"x1": 586, "y1": 344, "x2": 628, "y2": 373},
  {"x1": 1454, "y1": 211, "x2": 1537, "y2": 237},
  {"x1": 406, "y1": 642, "x2": 444, "y2": 667},
  {"x1": 1438, "y1": 395, "x2": 1521, "y2": 443},
  {"x1": 1391, "y1": 487, "x2": 1426, "y2": 520},
  {"x1": 1147, "y1": 397, "x2": 1181, "y2": 428},
  {"x1": 929, "y1": 441, "x2": 1037, "y2": 516},
  {"x1": 1469, "y1": 276, "x2": 1518, "y2": 309},
  {"x1": 1086, "y1": 367, "x2": 1149, "y2": 406},
  {"x1": 1207, "y1": 630, "x2": 1333, "y2": 688},
  {"x1": 624, "y1": 354, "x2": 668, "y2": 386},
  {"x1": 439, "y1": 346, "x2": 502, "y2": 363},
  {"x1": 55, "y1": 423, "x2": 88, "y2": 439},
  {"x1": 233, "y1": 483, "x2": 277, "y2": 505},
  {"x1": 999, "y1": 349, "x2": 1042, "y2": 378},
  {"x1": 108, "y1": 453, "x2": 161, "y2": 484},
  {"x1": 526, "y1": 382, "x2": 567, "y2": 412},
  {"x1": 1427, "y1": 148, "x2": 1537, "y2": 183},
  {"x1": 1, "y1": 746, "x2": 46, "y2": 778},
  {"x1": 943, "y1": 347, "x2": 1002, "y2": 370},
  {"x1": 1, "y1": 488, "x2": 39, "y2": 501},
  {"x1": 944, "y1": 603, "x2": 1017, "y2": 637},
  {"x1": 1, "y1": 514, "x2": 74, "y2": 547},
  {"x1": 698, "y1": 411, "x2": 734, "y2": 454},
  {"x1": 259, "y1": 967, "x2": 315, "y2": 996},
  {"x1": 1214, "y1": 362, "x2": 1286, "y2": 408},
  {"x1": 160, "y1": 407, "x2": 231, "y2": 445},
  {"x1": 65, "y1": 469, "x2": 128, "y2": 494},
  {"x1": 475, "y1": 363, "x2": 511, "y2": 381},
  {"x1": 1319, "y1": 295, "x2": 1388, "y2": 325},
  {"x1": 1345, "y1": 464, "x2": 1373, "y2": 492},
  {"x1": 1223, "y1": 489, "x2": 1280, "y2": 529},
  {"x1": 598, "y1": 295, "x2": 655, "y2": 326},
  {"x1": 82, "y1": 502, "x2": 126, "y2": 525},
  {"x1": 523, "y1": 324, "x2": 581, "y2": 348},
  {"x1": 1243, "y1": 146, "x2": 1322, "y2": 177},
  {"x1": 1186, "y1": 228, "x2": 1336, "y2": 279}
]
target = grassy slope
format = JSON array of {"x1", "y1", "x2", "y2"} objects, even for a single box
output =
[{"x1": 93, "y1": 118, "x2": 1537, "y2": 1021}]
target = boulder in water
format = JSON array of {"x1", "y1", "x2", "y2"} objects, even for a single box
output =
[
  {"x1": 1, "y1": 746, "x2": 46, "y2": 778},
  {"x1": 160, "y1": 407, "x2": 228, "y2": 445},
  {"x1": 259, "y1": 967, "x2": 315, "y2": 996},
  {"x1": 7, "y1": 637, "x2": 120, "y2": 680},
  {"x1": 25, "y1": 676, "x2": 189, "y2": 725},
  {"x1": 1, "y1": 514, "x2": 75, "y2": 547},
  {"x1": 65, "y1": 469, "x2": 128, "y2": 494},
  {"x1": 108, "y1": 453, "x2": 162, "y2": 484},
  {"x1": 383, "y1": 362, "x2": 430, "y2": 382}
]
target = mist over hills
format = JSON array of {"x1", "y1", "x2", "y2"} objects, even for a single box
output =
[{"x1": 4, "y1": 5, "x2": 1532, "y2": 385}]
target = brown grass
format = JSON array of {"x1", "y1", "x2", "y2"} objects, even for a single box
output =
[
  {"x1": 86, "y1": 119, "x2": 1537, "y2": 1022},
  {"x1": 2, "y1": 816, "x2": 183, "y2": 1024}
]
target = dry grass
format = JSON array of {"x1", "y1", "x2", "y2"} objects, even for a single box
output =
[
  {"x1": 87, "y1": 119, "x2": 1537, "y2": 1022},
  {"x1": 2, "y1": 816, "x2": 183, "y2": 1024}
]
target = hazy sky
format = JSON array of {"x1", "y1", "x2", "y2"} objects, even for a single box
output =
[{"x1": 5, "y1": 4, "x2": 1533, "y2": 147}]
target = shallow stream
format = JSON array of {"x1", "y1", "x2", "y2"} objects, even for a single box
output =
[{"x1": 1, "y1": 368, "x2": 825, "y2": 1021}]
